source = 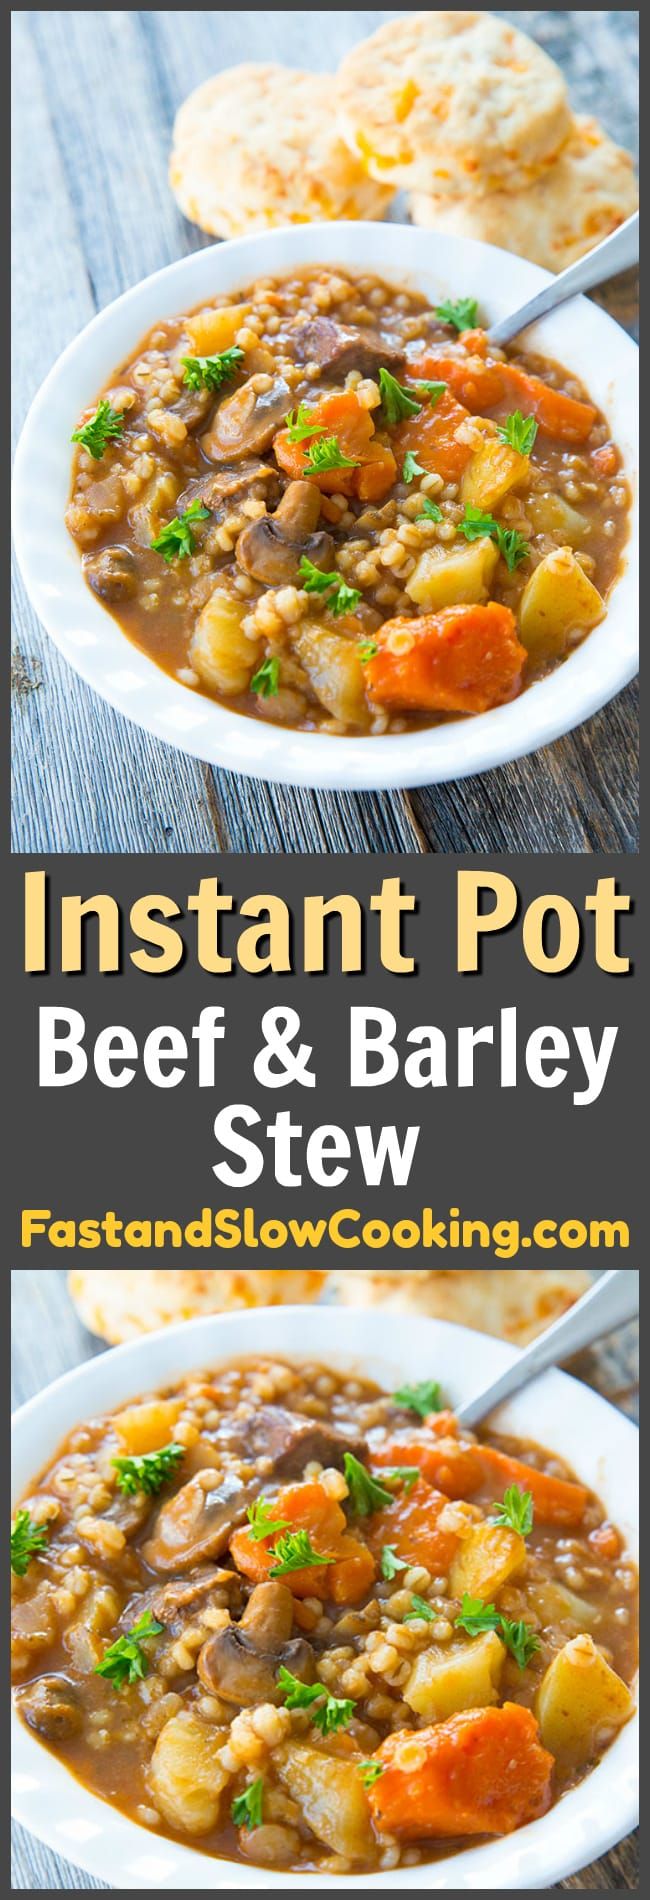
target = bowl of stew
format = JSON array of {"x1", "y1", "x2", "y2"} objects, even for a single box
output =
[
  {"x1": 12, "y1": 223, "x2": 638, "y2": 792},
  {"x1": 11, "y1": 1303, "x2": 638, "y2": 1889}
]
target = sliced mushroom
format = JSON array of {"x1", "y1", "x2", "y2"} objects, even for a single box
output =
[
  {"x1": 236, "y1": 481, "x2": 335, "y2": 585},
  {"x1": 142, "y1": 1469, "x2": 259, "y2": 1574},
  {"x1": 201, "y1": 375, "x2": 291, "y2": 463},
  {"x1": 82, "y1": 545, "x2": 138, "y2": 603},
  {"x1": 175, "y1": 461, "x2": 279, "y2": 519},
  {"x1": 16, "y1": 1674, "x2": 82, "y2": 1743},
  {"x1": 197, "y1": 1581, "x2": 316, "y2": 1706}
]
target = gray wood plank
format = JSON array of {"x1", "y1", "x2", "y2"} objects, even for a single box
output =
[
  {"x1": 11, "y1": 13, "x2": 638, "y2": 850},
  {"x1": 11, "y1": 1269, "x2": 638, "y2": 1888}
]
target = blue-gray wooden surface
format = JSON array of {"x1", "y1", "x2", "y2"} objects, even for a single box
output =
[
  {"x1": 11, "y1": 11, "x2": 639, "y2": 855},
  {"x1": 11, "y1": 1267, "x2": 638, "y2": 1890}
]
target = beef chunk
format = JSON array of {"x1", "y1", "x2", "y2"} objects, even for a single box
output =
[
  {"x1": 221, "y1": 1404, "x2": 366, "y2": 1477},
  {"x1": 293, "y1": 317, "x2": 404, "y2": 379}
]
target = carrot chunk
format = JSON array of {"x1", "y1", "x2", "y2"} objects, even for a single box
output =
[
  {"x1": 365, "y1": 602, "x2": 526, "y2": 715},
  {"x1": 230, "y1": 1480, "x2": 375, "y2": 1602},
  {"x1": 373, "y1": 1437, "x2": 484, "y2": 1500},
  {"x1": 410, "y1": 350, "x2": 596, "y2": 444},
  {"x1": 475, "y1": 1445, "x2": 588, "y2": 1527},
  {"x1": 368, "y1": 1704, "x2": 554, "y2": 1839},
  {"x1": 274, "y1": 390, "x2": 396, "y2": 499},
  {"x1": 368, "y1": 1476, "x2": 461, "y2": 1574},
  {"x1": 394, "y1": 386, "x2": 474, "y2": 483}
]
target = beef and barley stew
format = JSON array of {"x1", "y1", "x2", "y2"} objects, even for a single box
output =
[
  {"x1": 66, "y1": 268, "x2": 630, "y2": 736},
  {"x1": 12, "y1": 1360, "x2": 637, "y2": 1874}
]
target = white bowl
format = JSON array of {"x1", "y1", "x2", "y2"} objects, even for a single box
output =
[
  {"x1": 13, "y1": 223, "x2": 638, "y2": 793},
  {"x1": 12, "y1": 1304, "x2": 638, "y2": 1890}
]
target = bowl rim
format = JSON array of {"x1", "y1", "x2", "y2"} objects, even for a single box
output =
[
  {"x1": 12, "y1": 220, "x2": 639, "y2": 793},
  {"x1": 11, "y1": 1303, "x2": 639, "y2": 1891}
]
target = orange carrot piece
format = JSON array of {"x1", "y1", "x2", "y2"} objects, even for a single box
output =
[
  {"x1": 373, "y1": 1437, "x2": 484, "y2": 1500},
  {"x1": 230, "y1": 1480, "x2": 375, "y2": 1602},
  {"x1": 476, "y1": 1445, "x2": 588, "y2": 1527},
  {"x1": 366, "y1": 602, "x2": 526, "y2": 716},
  {"x1": 410, "y1": 350, "x2": 597, "y2": 443},
  {"x1": 368, "y1": 1704, "x2": 554, "y2": 1839},
  {"x1": 591, "y1": 442, "x2": 619, "y2": 478},
  {"x1": 356, "y1": 439, "x2": 397, "y2": 500},
  {"x1": 394, "y1": 386, "x2": 473, "y2": 483},
  {"x1": 368, "y1": 1476, "x2": 461, "y2": 1574},
  {"x1": 274, "y1": 390, "x2": 376, "y2": 496}
]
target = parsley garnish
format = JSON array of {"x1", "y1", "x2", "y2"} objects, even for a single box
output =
[
  {"x1": 276, "y1": 1666, "x2": 356, "y2": 1735},
  {"x1": 358, "y1": 639, "x2": 379, "y2": 663},
  {"x1": 393, "y1": 1379, "x2": 443, "y2": 1418},
  {"x1": 405, "y1": 1593, "x2": 435, "y2": 1623},
  {"x1": 455, "y1": 1594, "x2": 540, "y2": 1669},
  {"x1": 181, "y1": 347, "x2": 244, "y2": 392},
  {"x1": 95, "y1": 1610, "x2": 163, "y2": 1689},
  {"x1": 416, "y1": 380, "x2": 447, "y2": 407},
  {"x1": 269, "y1": 1530, "x2": 335, "y2": 1577},
  {"x1": 497, "y1": 410, "x2": 538, "y2": 456},
  {"x1": 71, "y1": 400, "x2": 125, "y2": 461},
  {"x1": 491, "y1": 1485, "x2": 534, "y2": 1536},
  {"x1": 299, "y1": 555, "x2": 361, "y2": 617},
  {"x1": 382, "y1": 1467, "x2": 420, "y2": 1495},
  {"x1": 458, "y1": 506, "x2": 529, "y2": 572},
  {"x1": 11, "y1": 1510, "x2": 49, "y2": 1577},
  {"x1": 285, "y1": 403, "x2": 324, "y2": 443},
  {"x1": 379, "y1": 368, "x2": 422, "y2": 425},
  {"x1": 111, "y1": 1443, "x2": 185, "y2": 1498},
  {"x1": 251, "y1": 656, "x2": 281, "y2": 698},
  {"x1": 435, "y1": 297, "x2": 479, "y2": 333},
  {"x1": 312, "y1": 1693, "x2": 356, "y2": 1737},
  {"x1": 231, "y1": 1777, "x2": 264, "y2": 1830},
  {"x1": 304, "y1": 436, "x2": 359, "y2": 474},
  {"x1": 402, "y1": 450, "x2": 427, "y2": 484},
  {"x1": 381, "y1": 1544, "x2": 409, "y2": 1581},
  {"x1": 344, "y1": 1453, "x2": 393, "y2": 1518},
  {"x1": 246, "y1": 1498, "x2": 291, "y2": 1543},
  {"x1": 416, "y1": 497, "x2": 443, "y2": 522},
  {"x1": 358, "y1": 1760, "x2": 385, "y2": 1788},
  {"x1": 151, "y1": 497, "x2": 210, "y2": 562}
]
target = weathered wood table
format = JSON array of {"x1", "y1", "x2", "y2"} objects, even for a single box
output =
[
  {"x1": 11, "y1": 11, "x2": 638, "y2": 854},
  {"x1": 11, "y1": 1268, "x2": 638, "y2": 1889}
]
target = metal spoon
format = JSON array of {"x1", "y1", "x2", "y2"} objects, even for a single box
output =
[
  {"x1": 487, "y1": 211, "x2": 639, "y2": 349},
  {"x1": 457, "y1": 1268, "x2": 638, "y2": 1429}
]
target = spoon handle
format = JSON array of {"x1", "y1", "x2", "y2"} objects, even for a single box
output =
[
  {"x1": 456, "y1": 1269, "x2": 639, "y2": 1429},
  {"x1": 487, "y1": 211, "x2": 639, "y2": 347}
]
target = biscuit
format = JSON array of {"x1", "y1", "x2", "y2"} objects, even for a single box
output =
[
  {"x1": 68, "y1": 1269, "x2": 326, "y2": 1342},
  {"x1": 329, "y1": 1269, "x2": 591, "y2": 1344},
  {"x1": 337, "y1": 11, "x2": 570, "y2": 195},
  {"x1": 169, "y1": 63, "x2": 392, "y2": 237},
  {"x1": 408, "y1": 117, "x2": 638, "y2": 271}
]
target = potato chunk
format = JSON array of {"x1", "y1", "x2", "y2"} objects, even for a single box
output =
[
  {"x1": 518, "y1": 547, "x2": 604, "y2": 657},
  {"x1": 461, "y1": 439, "x2": 530, "y2": 511},
  {"x1": 405, "y1": 1631, "x2": 505, "y2": 1722},
  {"x1": 537, "y1": 1634, "x2": 635, "y2": 1770},
  {"x1": 184, "y1": 305, "x2": 251, "y2": 355},
  {"x1": 114, "y1": 1399, "x2": 181, "y2": 1455},
  {"x1": 449, "y1": 1523, "x2": 527, "y2": 1602},
  {"x1": 276, "y1": 1742, "x2": 374, "y2": 1861},
  {"x1": 406, "y1": 536, "x2": 499, "y2": 610},
  {"x1": 294, "y1": 624, "x2": 370, "y2": 729},
  {"x1": 526, "y1": 492, "x2": 589, "y2": 545},
  {"x1": 190, "y1": 588, "x2": 262, "y2": 696},
  {"x1": 149, "y1": 1711, "x2": 228, "y2": 1835}
]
